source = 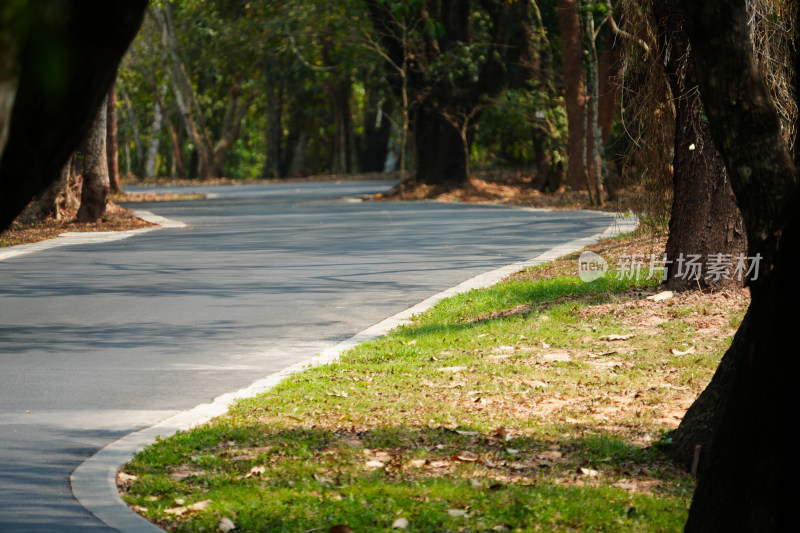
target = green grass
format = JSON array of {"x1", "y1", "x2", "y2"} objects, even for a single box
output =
[{"x1": 121, "y1": 232, "x2": 747, "y2": 532}]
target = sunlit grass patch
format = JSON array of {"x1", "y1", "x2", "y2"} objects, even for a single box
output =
[{"x1": 121, "y1": 231, "x2": 748, "y2": 532}]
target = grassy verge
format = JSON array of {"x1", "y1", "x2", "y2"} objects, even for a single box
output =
[{"x1": 120, "y1": 231, "x2": 748, "y2": 532}]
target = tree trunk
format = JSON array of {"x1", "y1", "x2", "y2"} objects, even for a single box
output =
[
  {"x1": 557, "y1": 0, "x2": 587, "y2": 191},
  {"x1": 263, "y1": 75, "x2": 282, "y2": 179},
  {"x1": 654, "y1": 1, "x2": 747, "y2": 294},
  {"x1": 212, "y1": 84, "x2": 253, "y2": 177},
  {"x1": 155, "y1": 3, "x2": 215, "y2": 180},
  {"x1": 288, "y1": 131, "x2": 309, "y2": 176},
  {"x1": 18, "y1": 155, "x2": 74, "y2": 222},
  {"x1": 145, "y1": 83, "x2": 167, "y2": 178},
  {"x1": 77, "y1": 96, "x2": 110, "y2": 222},
  {"x1": 360, "y1": 95, "x2": 391, "y2": 173},
  {"x1": 0, "y1": 1, "x2": 147, "y2": 231},
  {"x1": 676, "y1": 0, "x2": 798, "y2": 528},
  {"x1": 413, "y1": 106, "x2": 468, "y2": 186},
  {"x1": 121, "y1": 86, "x2": 145, "y2": 178},
  {"x1": 106, "y1": 79, "x2": 121, "y2": 193},
  {"x1": 0, "y1": 12, "x2": 16, "y2": 159},
  {"x1": 330, "y1": 78, "x2": 354, "y2": 175}
]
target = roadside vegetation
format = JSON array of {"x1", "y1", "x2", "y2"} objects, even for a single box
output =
[{"x1": 120, "y1": 231, "x2": 749, "y2": 532}]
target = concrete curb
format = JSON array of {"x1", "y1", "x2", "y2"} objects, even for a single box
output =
[
  {"x1": 71, "y1": 212, "x2": 638, "y2": 533},
  {"x1": 0, "y1": 211, "x2": 186, "y2": 262}
]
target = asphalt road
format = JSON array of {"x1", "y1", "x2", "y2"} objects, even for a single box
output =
[{"x1": 0, "y1": 180, "x2": 614, "y2": 532}]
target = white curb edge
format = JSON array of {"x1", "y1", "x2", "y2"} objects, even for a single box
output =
[
  {"x1": 71, "y1": 212, "x2": 638, "y2": 533},
  {"x1": 0, "y1": 211, "x2": 186, "y2": 262}
]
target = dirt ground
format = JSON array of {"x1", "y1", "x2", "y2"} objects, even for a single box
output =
[
  {"x1": 369, "y1": 170, "x2": 637, "y2": 212},
  {"x1": 0, "y1": 202, "x2": 154, "y2": 248}
]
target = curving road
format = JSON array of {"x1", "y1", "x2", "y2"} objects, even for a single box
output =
[{"x1": 0, "y1": 180, "x2": 615, "y2": 532}]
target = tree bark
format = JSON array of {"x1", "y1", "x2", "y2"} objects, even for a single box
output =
[
  {"x1": 121, "y1": 86, "x2": 145, "y2": 178},
  {"x1": 263, "y1": 75, "x2": 282, "y2": 179},
  {"x1": 18, "y1": 155, "x2": 74, "y2": 222},
  {"x1": 360, "y1": 91, "x2": 391, "y2": 173},
  {"x1": 414, "y1": 107, "x2": 469, "y2": 186},
  {"x1": 145, "y1": 83, "x2": 167, "y2": 178},
  {"x1": 557, "y1": 0, "x2": 587, "y2": 191},
  {"x1": 288, "y1": 131, "x2": 309, "y2": 176},
  {"x1": 106, "y1": 79, "x2": 121, "y2": 194},
  {"x1": 77, "y1": 96, "x2": 110, "y2": 222},
  {"x1": 0, "y1": 7, "x2": 17, "y2": 159},
  {"x1": 330, "y1": 80, "x2": 353, "y2": 175},
  {"x1": 653, "y1": 1, "x2": 747, "y2": 294},
  {"x1": 676, "y1": 0, "x2": 798, "y2": 529},
  {"x1": 0, "y1": 0, "x2": 147, "y2": 232}
]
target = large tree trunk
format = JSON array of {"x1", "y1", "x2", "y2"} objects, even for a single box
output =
[
  {"x1": 18, "y1": 155, "x2": 74, "y2": 222},
  {"x1": 676, "y1": 0, "x2": 798, "y2": 528},
  {"x1": 106, "y1": 79, "x2": 121, "y2": 194},
  {"x1": 413, "y1": 107, "x2": 469, "y2": 186},
  {"x1": 557, "y1": 0, "x2": 587, "y2": 191},
  {"x1": 654, "y1": 1, "x2": 747, "y2": 295},
  {"x1": 77, "y1": 96, "x2": 110, "y2": 222},
  {"x1": 0, "y1": 1, "x2": 147, "y2": 232}
]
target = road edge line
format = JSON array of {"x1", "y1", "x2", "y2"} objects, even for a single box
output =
[{"x1": 70, "y1": 213, "x2": 637, "y2": 533}]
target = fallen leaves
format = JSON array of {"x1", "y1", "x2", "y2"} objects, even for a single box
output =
[
  {"x1": 436, "y1": 366, "x2": 468, "y2": 373},
  {"x1": 646, "y1": 291, "x2": 674, "y2": 302},
  {"x1": 669, "y1": 346, "x2": 696, "y2": 356},
  {"x1": 164, "y1": 499, "x2": 212, "y2": 517},
  {"x1": 218, "y1": 517, "x2": 236, "y2": 532},
  {"x1": 243, "y1": 465, "x2": 266, "y2": 478},
  {"x1": 599, "y1": 334, "x2": 635, "y2": 341},
  {"x1": 451, "y1": 451, "x2": 479, "y2": 462},
  {"x1": 391, "y1": 517, "x2": 410, "y2": 529}
]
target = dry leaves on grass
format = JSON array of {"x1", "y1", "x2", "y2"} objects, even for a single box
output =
[{"x1": 164, "y1": 499, "x2": 212, "y2": 517}]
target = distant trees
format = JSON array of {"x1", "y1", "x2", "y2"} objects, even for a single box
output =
[{"x1": 112, "y1": 0, "x2": 626, "y2": 189}]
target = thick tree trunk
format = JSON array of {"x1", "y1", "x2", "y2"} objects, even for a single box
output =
[
  {"x1": 0, "y1": 1, "x2": 147, "y2": 232},
  {"x1": 414, "y1": 107, "x2": 469, "y2": 186},
  {"x1": 18, "y1": 155, "x2": 74, "y2": 222},
  {"x1": 557, "y1": 0, "x2": 587, "y2": 191},
  {"x1": 106, "y1": 80, "x2": 121, "y2": 194},
  {"x1": 654, "y1": 1, "x2": 747, "y2": 294},
  {"x1": 77, "y1": 96, "x2": 110, "y2": 222},
  {"x1": 676, "y1": 0, "x2": 798, "y2": 528}
]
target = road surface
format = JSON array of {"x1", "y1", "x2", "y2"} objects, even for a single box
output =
[{"x1": 0, "y1": 180, "x2": 615, "y2": 531}]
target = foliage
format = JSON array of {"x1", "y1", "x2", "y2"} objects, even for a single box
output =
[{"x1": 474, "y1": 86, "x2": 567, "y2": 168}]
